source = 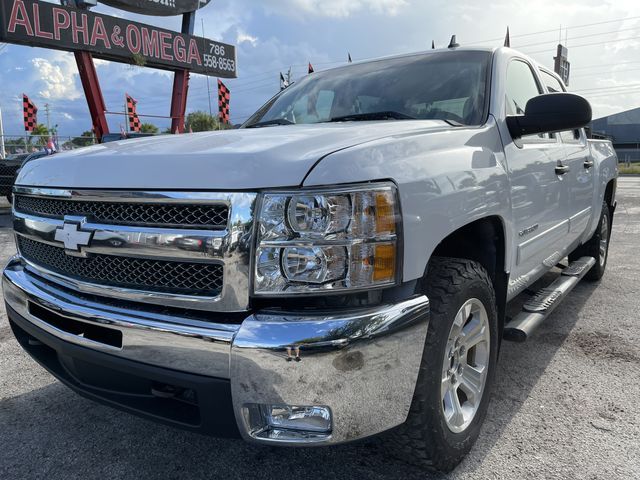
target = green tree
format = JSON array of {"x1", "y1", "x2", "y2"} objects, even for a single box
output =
[
  {"x1": 29, "y1": 124, "x2": 50, "y2": 147},
  {"x1": 71, "y1": 130, "x2": 96, "y2": 147},
  {"x1": 139, "y1": 122, "x2": 159, "y2": 134},
  {"x1": 185, "y1": 111, "x2": 219, "y2": 132}
]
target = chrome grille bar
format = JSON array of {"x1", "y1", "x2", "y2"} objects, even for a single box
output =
[
  {"x1": 18, "y1": 236, "x2": 224, "y2": 297},
  {"x1": 12, "y1": 187, "x2": 257, "y2": 313},
  {"x1": 14, "y1": 194, "x2": 229, "y2": 229}
]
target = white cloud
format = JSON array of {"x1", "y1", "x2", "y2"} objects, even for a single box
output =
[
  {"x1": 30, "y1": 54, "x2": 82, "y2": 101},
  {"x1": 2, "y1": 0, "x2": 640, "y2": 131},
  {"x1": 237, "y1": 30, "x2": 258, "y2": 46},
  {"x1": 260, "y1": 0, "x2": 408, "y2": 19}
]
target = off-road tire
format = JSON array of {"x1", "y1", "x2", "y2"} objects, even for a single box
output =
[
  {"x1": 569, "y1": 201, "x2": 611, "y2": 281},
  {"x1": 387, "y1": 257, "x2": 498, "y2": 472}
]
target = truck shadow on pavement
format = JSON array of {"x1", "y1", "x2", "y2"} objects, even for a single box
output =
[
  {"x1": 457, "y1": 275, "x2": 603, "y2": 477},
  {"x1": 0, "y1": 274, "x2": 601, "y2": 480}
]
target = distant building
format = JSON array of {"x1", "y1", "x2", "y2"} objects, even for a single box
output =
[{"x1": 591, "y1": 107, "x2": 640, "y2": 162}]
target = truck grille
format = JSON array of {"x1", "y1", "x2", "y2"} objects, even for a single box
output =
[
  {"x1": 18, "y1": 237, "x2": 223, "y2": 297},
  {"x1": 14, "y1": 195, "x2": 229, "y2": 229}
]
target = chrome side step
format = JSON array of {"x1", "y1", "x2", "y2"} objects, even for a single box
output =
[{"x1": 503, "y1": 256, "x2": 596, "y2": 342}]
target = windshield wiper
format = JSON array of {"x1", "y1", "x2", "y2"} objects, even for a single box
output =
[
  {"x1": 245, "y1": 119, "x2": 294, "y2": 128},
  {"x1": 328, "y1": 111, "x2": 416, "y2": 122}
]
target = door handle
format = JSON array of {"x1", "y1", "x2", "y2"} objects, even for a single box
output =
[
  {"x1": 583, "y1": 160, "x2": 594, "y2": 169},
  {"x1": 555, "y1": 164, "x2": 570, "y2": 175}
]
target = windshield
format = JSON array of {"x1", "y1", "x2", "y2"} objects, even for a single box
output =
[{"x1": 245, "y1": 50, "x2": 491, "y2": 127}]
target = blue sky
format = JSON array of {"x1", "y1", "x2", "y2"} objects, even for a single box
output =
[{"x1": 0, "y1": 0, "x2": 638, "y2": 136}]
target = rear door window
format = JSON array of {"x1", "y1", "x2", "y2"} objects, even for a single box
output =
[{"x1": 539, "y1": 69, "x2": 583, "y2": 143}]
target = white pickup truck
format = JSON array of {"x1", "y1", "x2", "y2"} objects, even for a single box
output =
[{"x1": 3, "y1": 46, "x2": 617, "y2": 471}]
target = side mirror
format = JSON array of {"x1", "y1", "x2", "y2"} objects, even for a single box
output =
[{"x1": 506, "y1": 93, "x2": 592, "y2": 139}]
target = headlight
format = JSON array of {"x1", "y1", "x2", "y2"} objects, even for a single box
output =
[{"x1": 254, "y1": 183, "x2": 400, "y2": 295}]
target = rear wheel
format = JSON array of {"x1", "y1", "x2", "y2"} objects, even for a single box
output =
[
  {"x1": 569, "y1": 201, "x2": 611, "y2": 281},
  {"x1": 388, "y1": 257, "x2": 498, "y2": 472}
]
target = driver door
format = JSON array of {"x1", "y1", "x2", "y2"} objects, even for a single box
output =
[{"x1": 502, "y1": 60, "x2": 571, "y2": 287}]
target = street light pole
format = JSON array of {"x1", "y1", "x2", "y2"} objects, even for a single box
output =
[{"x1": 0, "y1": 105, "x2": 5, "y2": 158}]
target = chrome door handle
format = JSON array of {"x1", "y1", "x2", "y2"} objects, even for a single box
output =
[
  {"x1": 583, "y1": 160, "x2": 594, "y2": 169},
  {"x1": 555, "y1": 164, "x2": 570, "y2": 175}
]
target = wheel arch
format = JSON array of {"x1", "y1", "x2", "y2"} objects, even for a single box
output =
[{"x1": 425, "y1": 216, "x2": 509, "y2": 334}]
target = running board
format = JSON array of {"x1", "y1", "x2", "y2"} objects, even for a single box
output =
[{"x1": 503, "y1": 256, "x2": 596, "y2": 342}]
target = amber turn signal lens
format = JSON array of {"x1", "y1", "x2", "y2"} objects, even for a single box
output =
[
  {"x1": 373, "y1": 243, "x2": 396, "y2": 282},
  {"x1": 375, "y1": 191, "x2": 396, "y2": 235}
]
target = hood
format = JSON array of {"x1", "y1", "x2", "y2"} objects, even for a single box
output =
[{"x1": 17, "y1": 121, "x2": 450, "y2": 190}]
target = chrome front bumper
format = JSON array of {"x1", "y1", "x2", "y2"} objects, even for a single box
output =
[{"x1": 3, "y1": 257, "x2": 429, "y2": 445}]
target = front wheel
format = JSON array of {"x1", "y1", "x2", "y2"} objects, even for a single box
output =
[{"x1": 388, "y1": 257, "x2": 498, "y2": 472}]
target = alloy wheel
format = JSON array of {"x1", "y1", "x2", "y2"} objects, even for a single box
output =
[{"x1": 441, "y1": 298, "x2": 491, "y2": 433}]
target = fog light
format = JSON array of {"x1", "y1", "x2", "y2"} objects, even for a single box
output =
[
  {"x1": 242, "y1": 404, "x2": 333, "y2": 442},
  {"x1": 267, "y1": 405, "x2": 332, "y2": 432}
]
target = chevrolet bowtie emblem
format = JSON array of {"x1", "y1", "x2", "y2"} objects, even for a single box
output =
[{"x1": 54, "y1": 221, "x2": 93, "y2": 252}]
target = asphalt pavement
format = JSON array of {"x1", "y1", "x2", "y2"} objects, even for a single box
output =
[{"x1": 0, "y1": 178, "x2": 638, "y2": 479}]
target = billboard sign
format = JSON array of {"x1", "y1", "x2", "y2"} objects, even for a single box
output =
[
  {"x1": 100, "y1": 0, "x2": 212, "y2": 17},
  {"x1": 0, "y1": 0, "x2": 236, "y2": 77}
]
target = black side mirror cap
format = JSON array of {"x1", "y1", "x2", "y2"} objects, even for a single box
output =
[{"x1": 506, "y1": 93, "x2": 592, "y2": 139}]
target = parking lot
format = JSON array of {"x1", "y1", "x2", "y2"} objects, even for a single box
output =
[{"x1": 0, "y1": 177, "x2": 638, "y2": 480}]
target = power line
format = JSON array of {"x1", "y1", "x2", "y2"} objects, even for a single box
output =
[
  {"x1": 524, "y1": 34, "x2": 640, "y2": 55},
  {"x1": 222, "y1": 14, "x2": 640, "y2": 86},
  {"x1": 469, "y1": 15, "x2": 640, "y2": 45},
  {"x1": 203, "y1": 17, "x2": 640, "y2": 91},
  {"x1": 513, "y1": 26, "x2": 640, "y2": 49},
  {"x1": 582, "y1": 87, "x2": 640, "y2": 98},
  {"x1": 572, "y1": 66, "x2": 640, "y2": 79},
  {"x1": 572, "y1": 60, "x2": 640, "y2": 71},
  {"x1": 573, "y1": 82, "x2": 640, "y2": 93}
]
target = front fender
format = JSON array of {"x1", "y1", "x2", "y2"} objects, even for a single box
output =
[{"x1": 303, "y1": 118, "x2": 511, "y2": 283}]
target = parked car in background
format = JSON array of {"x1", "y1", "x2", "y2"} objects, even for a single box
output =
[{"x1": 0, "y1": 151, "x2": 52, "y2": 203}]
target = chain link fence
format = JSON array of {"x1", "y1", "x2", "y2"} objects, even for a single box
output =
[{"x1": 0, "y1": 135, "x2": 97, "y2": 158}]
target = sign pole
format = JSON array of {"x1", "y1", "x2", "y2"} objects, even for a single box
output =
[
  {"x1": 69, "y1": 1, "x2": 109, "y2": 141},
  {"x1": 170, "y1": 12, "x2": 195, "y2": 134},
  {"x1": 75, "y1": 50, "x2": 110, "y2": 141}
]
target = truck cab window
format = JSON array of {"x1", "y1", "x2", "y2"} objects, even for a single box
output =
[
  {"x1": 539, "y1": 69, "x2": 582, "y2": 143},
  {"x1": 539, "y1": 70, "x2": 565, "y2": 93},
  {"x1": 505, "y1": 60, "x2": 548, "y2": 140},
  {"x1": 505, "y1": 60, "x2": 542, "y2": 116}
]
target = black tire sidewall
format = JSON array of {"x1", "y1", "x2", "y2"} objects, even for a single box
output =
[
  {"x1": 422, "y1": 270, "x2": 499, "y2": 454},
  {"x1": 597, "y1": 204, "x2": 611, "y2": 271},
  {"x1": 579, "y1": 201, "x2": 611, "y2": 281}
]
